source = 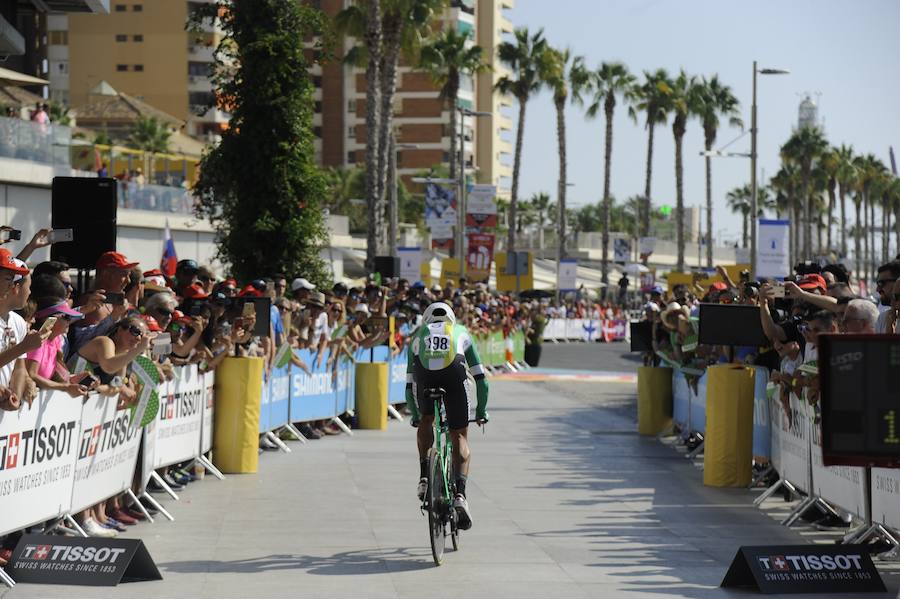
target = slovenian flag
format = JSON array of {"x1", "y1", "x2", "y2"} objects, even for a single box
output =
[{"x1": 161, "y1": 220, "x2": 178, "y2": 277}]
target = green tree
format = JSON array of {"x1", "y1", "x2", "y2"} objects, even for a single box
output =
[
  {"x1": 696, "y1": 75, "x2": 742, "y2": 267},
  {"x1": 189, "y1": 0, "x2": 330, "y2": 285},
  {"x1": 128, "y1": 116, "x2": 171, "y2": 153},
  {"x1": 527, "y1": 191, "x2": 553, "y2": 248},
  {"x1": 582, "y1": 61, "x2": 635, "y2": 284},
  {"x1": 727, "y1": 183, "x2": 773, "y2": 248},
  {"x1": 632, "y1": 68, "x2": 673, "y2": 238},
  {"x1": 834, "y1": 144, "x2": 857, "y2": 258},
  {"x1": 769, "y1": 164, "x2": 801, "y2": 264},
  {"x1": 669, "y1": 70, "x2": 703, "y2": 271},
  {"x1": 495, "y1": 26, "x2": 548, "y2": 252},
  {"x1": 781, "y1": 126, "x2": 828, "y2": 260},
  {"x1": 419, "y1": 27, "x2": 489, "y2": 181},
  {"x1": 542, "y1": 47, "x2": 588, "y2": 259}
]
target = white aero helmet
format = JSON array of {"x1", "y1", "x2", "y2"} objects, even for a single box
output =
[{"x1": 422, "y1": 301, "x2": 456, "y2": 325}]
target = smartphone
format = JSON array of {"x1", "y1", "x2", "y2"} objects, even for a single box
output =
[
  {"x1": 105, "y1": 292, "x2": 125, "y2": 306},
  {"x1": 151, "y1": 333, "x2": 172, "y2": 358},
  {"x1": 47, "y1": 228, "x2": 74, "y2": 243},
  {"x1": 0, "y1": 229, "x2": 21, "y2": 242},
  {"x1": 75, "y1": 373, "x2": 99, "y2": 387},
  {"x1": 772, "y1": 284, "x2": 785, "y2": 298},
  {"x1": 242, "y1": 301, "x2": 255, "y2": 317},
  {"x1": 38, "y1": 316, "x2": 58, "y2": 336},
  {"x1": 189, "y1": 303, "x2": 204, "y2": 317}
]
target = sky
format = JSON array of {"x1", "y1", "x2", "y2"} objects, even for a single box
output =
[{"x1": 502, "y1": 0, "x2": 900, "y2": 246}]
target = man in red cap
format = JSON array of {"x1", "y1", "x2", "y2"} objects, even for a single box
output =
[
  {"x1": 0, "y1": 253, "x2": 44, "y2": 410},
  {"x1": 70, "y1": 251, "x2": 138, "y2": 355}
]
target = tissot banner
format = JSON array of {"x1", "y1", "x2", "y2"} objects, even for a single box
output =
[{"x1": 151, "y1": 365, "x2": 204, "y2": 469}]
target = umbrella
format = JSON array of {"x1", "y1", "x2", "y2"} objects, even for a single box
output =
[
  {"x1": 0, "y1": 67, "x2": 48, "y2": 87},
  {"x1": 624, "y1": 263, "x2": 649, "y2": 275}
]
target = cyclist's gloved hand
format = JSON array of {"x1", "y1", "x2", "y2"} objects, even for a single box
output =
[
  {"x1": 476, "y1": 410, "x2": 489, "y2": 424},
  {"x1": 410, "y1": 417, "x2": 420, "y2": 428}
]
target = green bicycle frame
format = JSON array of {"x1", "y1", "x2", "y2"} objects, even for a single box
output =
[{"x1": 433, "y1": 397, "x2": 453, "y2": 502}]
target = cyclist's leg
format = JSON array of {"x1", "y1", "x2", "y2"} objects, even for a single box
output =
[
  {"x1": 417, "y1": 415, "x2": 435, "y2": 461},
  {"x1": 414, "y1": 358, "x2": 435, "y2": 499},
  {"x1": 449, "y1": 427, "x2": 470, "y2": 487}
]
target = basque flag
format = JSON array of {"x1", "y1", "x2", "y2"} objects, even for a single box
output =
[{"x1": 161, "y1": 220, "x2": 178, "y2": 277}]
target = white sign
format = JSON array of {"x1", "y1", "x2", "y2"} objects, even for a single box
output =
[
  {"x1": 756, "y1": 219, "x2": 790, "y2": 277},
  {"x1": 809, "y1": 412, "x2": 868, "y2": 519},
  {"x1": 0, "y1": 392, "x2": 82, "y2": 536},
  {"x1": 70, "y1": 394, "x2": 142, "y2": 513},
  {"x1": 557, "y1": 259, "x2": 577, "y2": 291},
  {"x1": 735, "y1": 246, "x2": 751, "y2": 264},
  {"x1": 466, "y1": 185, "x2": 497, "y2": 215},
  {"x1": 775, "y1": 393, "x2": 811, "y2": 493},
  {"x1": 152, "y1": 366, "x2": 204, "y2": 469},
  {"x1": 639, "y1": 237, "x2": 656, "y2": 255},
  {"x1": 429, "y1": 222, "x2": 454, "y2": 240},
  {"x1": 871, "y1": 468, "x2": 900, "y2": 531},
  {"x1": 613, "y1": 238, "x2": 631, "y2": 262},
  {"x1": 200, "y1": 371, "x2": 215, "y2": 455},
  {"x1": 397, "y1": 247, "x2": 423, "y2": 282}
]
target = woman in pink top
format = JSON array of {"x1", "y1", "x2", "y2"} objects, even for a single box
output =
[{"x1": 25, "y1": 300, "x2": 91, "y2": 397}]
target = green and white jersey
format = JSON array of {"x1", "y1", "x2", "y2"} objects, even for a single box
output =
[{"x1": 410, "y1": 322, "x2": 482, "y2": 372}]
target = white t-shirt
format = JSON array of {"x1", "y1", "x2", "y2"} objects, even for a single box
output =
[
  {"x1": 0, "y1": 311, "x2": 28, "y2": 387},
  {"x1": 875, "y1": 309, "x2": 893, "y2": 334},
  {"x1": 313, "y1": 312, "x2": 332, "y2": 344}
]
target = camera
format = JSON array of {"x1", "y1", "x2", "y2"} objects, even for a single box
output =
[
  {"x1": 0, "y1": 229, "x2": 21, "y2": 242},
  {"x1": 794, "y1": 261, "x2": 821, "y2": 276}
]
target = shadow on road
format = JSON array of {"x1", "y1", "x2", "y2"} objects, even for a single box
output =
[{"x1": 159, "y1": 547, "x2": 434, "y2": 577}]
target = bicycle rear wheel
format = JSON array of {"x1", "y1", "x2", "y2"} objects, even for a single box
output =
[
  {"x1": 447, "y1": 453, "x2": 460, "y2": 551},
  {"x1": 427, "y1": 448, "x2": 445, "y2": 566}
]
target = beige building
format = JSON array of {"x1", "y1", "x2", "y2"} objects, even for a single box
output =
[
  {"x1": 316, "y1": 0, "x2": 513, "y2": 196},
  {"x1": 47, "y1": 0, "x2": 227, "y2": 140}
]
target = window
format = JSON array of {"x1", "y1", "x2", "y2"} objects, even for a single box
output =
[
  {"x1": 115, "y1": 34, "x2": 127, "y2": 42},
  {"x1": 133, "y1": 4, "x2": 143, "y2": 11},
  {"x1": 312, "y1": 75, "x2": 322, "y2": 87},
  {"x1": 347, "y1": 151, "x2": 356, "y2": 163},
  {"x1": 114, "y1": 4, "x2": 126, "y2": 11},
  {"x1": 188, "y1": 61, "x2": 211, "y2": 77},
  {"x1": 133, "y1": 34, "x2": 143, "y2": 42},
  {"x1": 348, "y1": 126, "x2": 355, "y2": 139},
  {"x1": 314, "y1": 101, "x2": 322, "y2": 113},
  {"x1": 116, "y1": 64, "x2": 128, "y2": 72},
  {"x1": 55, "y1": 61, "x2": 68, "y2": 74},
  {"x1": 347, "y1": 100, "x2": 355, "y2": 113},
  {"x1": 313, "y1": 126, "x2": 322, "y2": 138},
  {"x1": 189, "y1": 91, "x2": 214, "y2": 106},
  {"x1": 134, "y1": 64, "x2": 144, "y2": 72},
  {"x1": 49, "y1": 31, "x2": 68, "y2": 45}
]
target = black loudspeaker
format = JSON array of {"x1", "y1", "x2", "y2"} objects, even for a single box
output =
[
  {"x1": 51, "y1": 177, "x2": 118, "y2": 269},
  {"x1": 374, "y1": 256, "x2": 400, "y2": 280}
]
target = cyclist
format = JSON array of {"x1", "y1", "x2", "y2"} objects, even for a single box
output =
[{"x1": 406, "y1": 301, "x2": 488, "y2": 530}]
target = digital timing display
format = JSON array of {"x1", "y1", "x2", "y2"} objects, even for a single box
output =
[{"x1": 821, "y1": 334, "x2": 900, "y2": 466}]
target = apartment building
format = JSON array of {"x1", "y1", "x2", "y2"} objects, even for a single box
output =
[
  {"x1": 315, "y1": 0, "x2": 513, "y2": 196},
  {"x1": 46, "y1": 0, "x2": 227, "y2": 140}
]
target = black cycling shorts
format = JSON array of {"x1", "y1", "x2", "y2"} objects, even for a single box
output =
[{"x1": 413, "y1": 354, "x2": 474, "y2": 431}]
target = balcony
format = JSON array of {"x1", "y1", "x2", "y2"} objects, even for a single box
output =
[
  {"x1": 0, "y1": 116, "x2": 71, "y2": 167},
  {"x1": 117, "y1": 181, "x2": 198, "y2": 216}
]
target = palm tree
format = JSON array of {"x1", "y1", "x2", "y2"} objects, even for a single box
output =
[
  {"x1": 726, "y1": 184, "x2": 772, "y2": 248},
  {"x1": 542, "y1": 48, "x2": 588, "y2": 260},
  {"x1": 770, "y1": 164, "x2": 801, "y2": 265},
  {"x1": 669, "y1": 70, "x2": 703, "y2": 271},
  {"x1": 818, "y1": 147, "x2": 839, "y2": 253},
  {"x1": 495, "y1": 27, "x2": 547, "y2": 252},
  {"x1": 582, "y1": 61, "x2": 635, "y2": 283},
  {"x1": 419, "y1": 28, "x2": 490, "y2": 182},
  {"x1": 780, "y1": 126, "x2": 828, "y2": 260},
  {"x1": 335, "y1": 0, "x2": 384, "y2": 268},
  {"x1": 129, "y1": 116, "x2": 171, "y2": 180},
  {"x1": 528, "y1": 191, "x2": 553, "y2": 248},
  {"x1": 853, "y1": 154, "x2": 887, "y2": 280},
  {"x1": 834, "y1": 144, "x2": 856, "y2": 258},
  {"x1": 632, "y1": 69, "x2": 673, "y2": 239},
  {"x1": 696, "y1": 75, "x2": 742, "y2": 267},
  {"x1": 889, "y1": 176, "x2": 900, "y2": 256}
]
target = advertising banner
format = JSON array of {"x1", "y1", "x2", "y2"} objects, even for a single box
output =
[
  {"x1": 466, "y1": 184, "x2": 497, "y2": 228},
  {"x1": 558, "y1": 259, "x2": 577, "y2": 292},
  {"x1": 466, "y1": 233, "x2": 495, "y2": 281},
  {"x1": 70, "y1": 395, "x2": 142, "y2": 514},
  {"x1": 544, "y1": 319, "x2": 566, "y2": 340},
  {"x1": 200, "y1": 371, "x2": 214, "y2": 454},
  {"x1": 290, "y1": 349, "x2": 336, "y2": 423},
  {"x1": 152, "y1": 366, "x2": 204, "y2": 469},
  {"x1": 397, "y1": 247, "x2": 423, "y2": 283},
  {"x1": 613, "y1": 238, "x2": 631, "y2": 262},
  {"x1": 777, "y1": 393, "x2": 811, "y2": 493},
  {"x1": 425, "y1": 183, "x2": 456, "y2": 248},
  {"x1": 871, "y1": 468, "x2": 900, "y2": 532},
  {"x1": 388, "y1": 347, "x2": 408, "y2": 405},
  {"x1": 751, "y1": 367, "x2": 771, "y2": 460},
  {"x1": 809, "y1": 407, "x2": 868, "y2": 519},
  {"x1": 0, "y1": 392, "x2": 82, "y2": 536},
  {"x1": 757, "y1": 219, "x2": 790, "y2": 278},
  {"x1": 267, "y1": 364, "x2": 291, "y2": 432}
]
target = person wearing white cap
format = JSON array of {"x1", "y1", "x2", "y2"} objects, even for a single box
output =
[
  {"x1": 0, "y1": 255, "x2": 42, "y2": 409},
  {"x1": 291, "y1": 277, "x2": 315, "y2": 297}
]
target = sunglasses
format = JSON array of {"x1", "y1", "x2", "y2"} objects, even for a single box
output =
[
  {"x1": 876, "y1": 279, "x2": 894, "y2": 289},
  {"x1": 155, "y1": 308, "x2": 173, "y2": 318},
  {"x1": 199, "y1": 276, "x2": 213, "y2": 284},
  {"x1": 125, "y1": 325, "x2": 145, "y2": 338}
]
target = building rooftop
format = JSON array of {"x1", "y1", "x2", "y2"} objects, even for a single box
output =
[{"x1": 76, "y1": 81, "x2": 184, "y2": 127}]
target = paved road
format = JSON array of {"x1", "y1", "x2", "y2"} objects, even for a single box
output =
[{"x1": 5, "y1": 344, "x2": 899, "y2": 598}]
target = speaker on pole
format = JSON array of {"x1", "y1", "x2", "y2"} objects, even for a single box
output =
[
  {"x1": 374, "y1": 256, "x2": 400, "y2": 280},
  {"x1": 50, "y1": 177, "x2": 118, "y2": 269}
]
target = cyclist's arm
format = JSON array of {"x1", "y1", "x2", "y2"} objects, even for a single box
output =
[
  {"x1": 405, "y1": 338, "x2": 419, "y2": 421},
  {"x1": 463, "y1": 340, "x2": 489, "y2": 420}
]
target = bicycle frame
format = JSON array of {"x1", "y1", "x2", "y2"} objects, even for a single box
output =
[{"x1": 433, "y1": 396, "x2": 453, "y2": 502}]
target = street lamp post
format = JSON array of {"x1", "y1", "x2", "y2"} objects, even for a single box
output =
[
  {"x1": 750, "y1": 61, "x2": 789, "y2": 278},
  {"x1": 387, "y1": 135, "x2": 419, "y2": 256},
  {"x1": 556, "y1": 182, "x2": 575, "y2": 303},
  {"x1": 457, "y1": 107, "x2": 492, "y2": 277}
]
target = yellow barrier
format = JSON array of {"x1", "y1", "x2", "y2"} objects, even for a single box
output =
[
  {"x1": 213, "y1": 357, "x2": 263, "y2": 473},
  {"x1": 637, "y1": 367, "x2": 673, "y2": 436},
  {"x1": 356, "y1": 362, "x2": 388, "y2": 430},
  {"x1": 703, "y1": 365, "x2": 755, "y2": 487}
]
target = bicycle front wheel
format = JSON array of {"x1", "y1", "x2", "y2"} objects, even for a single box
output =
[{"x1": 427, "y1": 448, "x2": 445, "y2": 566}]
